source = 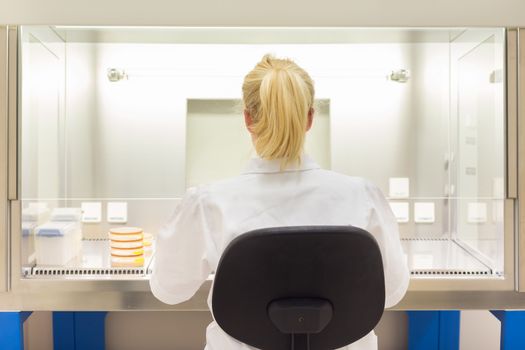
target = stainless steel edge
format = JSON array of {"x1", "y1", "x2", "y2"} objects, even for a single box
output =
[
  {"x1": 507, "y1": 29, "x2": 518, "y2": 199},
  {"x1": 10, "y1": 199, "x2": 21, "y2": 292},
  {"x1": 393, "y1": 290, "x2": 525, "y2": 310},
  {"x1": 503, "y1": 198, "x2": 517, "y2": 291},
  {"x1": 7, "y1": 26, "x2": 17, "y2": 201},
  {"x1": 4, "y1": 281, "x2": 525, "y2": 311},
  {"x1": 0, "y1": 26, "x2": 8, "y2": 292}
]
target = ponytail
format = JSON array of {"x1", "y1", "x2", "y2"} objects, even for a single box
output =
[{"x1": 242, "y1": 55, "x2": 314, "y2": 167}]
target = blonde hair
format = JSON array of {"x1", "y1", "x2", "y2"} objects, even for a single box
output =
[{"x1": 242, "y1": 54, "x2": 314, "y2": 167}]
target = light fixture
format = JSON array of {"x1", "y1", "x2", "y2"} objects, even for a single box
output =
[
  {"x1": 107, "y1": 68, "x2": 128, "y2": 82},
  {"x1": 388, "y1": 69, "x2": 410, "y2": 83}
]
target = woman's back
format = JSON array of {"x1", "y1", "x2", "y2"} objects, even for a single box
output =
[
  {"x1": 150, "y1": 55, "x2": 409, "y2": 350},
  {"x1": 151, "y1": 155, "x2": 409, "y2": 349},
  {"x1": 202, "y1": 156, "x2": 372, "y2": 260}
]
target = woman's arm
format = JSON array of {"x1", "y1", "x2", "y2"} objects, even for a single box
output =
[
  {"x1": 150, "y1": 187, "x2": 213, "y2": 305},
  {"x1": 364, "y1": 181, "x2": 410, "y2": 308}
]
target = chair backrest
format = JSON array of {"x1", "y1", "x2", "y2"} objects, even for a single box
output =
[{"x1": 212, "y1": 226, "x2": 385, "y2": 350}]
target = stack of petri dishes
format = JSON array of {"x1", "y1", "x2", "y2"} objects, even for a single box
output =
[{"x1": 109, "y1": 227, "x2": 145, "y2": 267}]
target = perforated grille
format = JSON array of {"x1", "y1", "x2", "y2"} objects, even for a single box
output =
[
  {"x1": 400, "y1": 237, "x2": 493, "y2": 276},
  {"x1": 30, "y1": 267, "x2": 149, "y2": 277},
  {"x1": 410, "y1": 270, "x2": 490, "y2": 276},
  {"x1": 401, "y1": 237, "x2": 449, "y2": 241},
  {"x1": 25, "y1": 238, "x2": 153, "y2": 278}
]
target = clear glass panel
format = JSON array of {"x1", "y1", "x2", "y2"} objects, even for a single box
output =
[
  {"x1": 20, "y1": 27, "x2": 66, "y2": 268},
  {"x1": 452, "y1": 30, "x2": 506, "y2": 274},
  {"x1": 18, "y1": 26, "x2": 506, "y2": 280}
]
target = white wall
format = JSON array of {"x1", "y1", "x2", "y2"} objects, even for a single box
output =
[
  {"x1": 1, "y1": 0, "x2": 524, "y2": 26},
  {"x1": 186, "y1": 99, "x2": 330, "y2": 187},
  {"x1": 65, "y1": 42, "x2": 97, "y2": 198},
  {"x1": 91, "y1": 42, "x2": 417, "y2": 198},
  {"x1": 460, "y1": 310, "x2": 501, "y2": 350},
  {"x1": 56, "y1": 40, "x2": 423, "y2": 239}
]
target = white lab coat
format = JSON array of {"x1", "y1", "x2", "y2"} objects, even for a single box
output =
[{"x1": 150, "y1": 155, "x2": 410, "y2": 350}]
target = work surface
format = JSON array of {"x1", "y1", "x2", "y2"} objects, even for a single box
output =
[{"x1": 3, "y1": 238, "x2": 520, "y2": 311}]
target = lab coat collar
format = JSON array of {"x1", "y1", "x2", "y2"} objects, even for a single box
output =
[{"x1": 242, "y1": 154, "x2": 321, "y2": 174}]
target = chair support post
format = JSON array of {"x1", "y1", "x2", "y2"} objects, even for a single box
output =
[{"x1": 291, "y1": 333, "x2": 310, "y2": 350}]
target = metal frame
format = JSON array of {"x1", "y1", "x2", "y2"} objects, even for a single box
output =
[
  {"x1": 7, "y1": 27, "x2": 17, "y2": 203},
  {"x1": 0, "y1": 26, "x2": 8, "y2": 293},
  {"x1": 0, "y1": 25, "x2": 524, "y2": 310},
  {"x1": 506, "y1": 28, "x2": 520, "y2": 294},
  {"x1": 507, "y1": 29, "x2": 518, "y2": 200}
]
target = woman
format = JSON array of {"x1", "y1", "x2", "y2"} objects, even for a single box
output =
[{"x1": 150, "y1": 55, "x2": 409, "y2": 349}]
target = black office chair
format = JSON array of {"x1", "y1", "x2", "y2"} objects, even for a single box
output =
[{"x1": 212, "y1": 226, "x2": 385, "y2": 350}]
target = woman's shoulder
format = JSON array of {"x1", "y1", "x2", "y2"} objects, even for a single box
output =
[
  {"x1": 186, "y1": 169, "x2": 384, "y2": 205},
  {"x1": 314, "y1": 169, "x2": 377, "y2": 189},
  {"x1": 312, "y1": 170, "x2": 387, "y2": 202},
  {"x1": 185, "y1": 175, "x2": 253, "y2": 200}
]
